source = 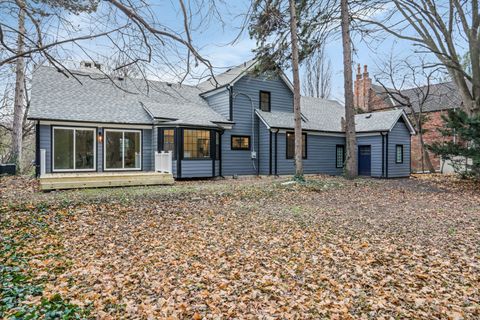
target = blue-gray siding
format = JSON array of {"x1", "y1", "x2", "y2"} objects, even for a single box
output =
[
  {"x1": 388, "y1": 121, "x2": 411, "y2": 177},
  {"x1": 258, "y1": 120, "x2": 270, "y2": 175},
  {"x1": 357, "y1": 134, "x2": 384, "y2": 178},
  {"x1": 142, "y1": 128, "x2": 154, "y2": 171},
  {"x1": 275, "y1": 132, "x2": 345, "y2": 176},
  {"x1": 39, "y1": 125, "x2": 51, "y2": 173},
  {"x1": 181, "y1": 160, "x2": 212, "y2": 178},
  {"x1": 204, "y1": 90, "x2": 230, "y2": 119}
]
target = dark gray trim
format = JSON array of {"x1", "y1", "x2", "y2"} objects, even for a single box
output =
[
  {"x1": 35, "y1": 122, "x2": 40, "y2": 177},
  {"x1": 211, "y1": 129, "x2": 216, "y2": 177},
  {"x1": 386, "y1": 133, "x2": 389, "y2": 179},
  {"x1": 269, "y1": 131, "x2": 272, "y2": 175},
  {"x1": 176, "y1": 127, "x2": 182, "y2": 178},
  {"x1": 381, "y1": 133, "x2": 385, "y2": 177},
  {"x1": 274, "y1": 131, "x2": 278, "y2": 175},
  {"x1": 219, "y1": 131, "x2": 223, "y2": 177}
]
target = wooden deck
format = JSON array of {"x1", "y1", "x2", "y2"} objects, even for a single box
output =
[{"x1": 39, "y1": 172, "x2": 174, "y2": 191}]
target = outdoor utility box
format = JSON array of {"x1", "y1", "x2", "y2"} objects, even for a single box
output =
[{"x1": 0, "y1": 164, "x2": 16, "y2": 175}]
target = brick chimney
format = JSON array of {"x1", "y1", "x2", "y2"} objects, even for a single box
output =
[{"x1": 353, "y1": 64, "x2": 372, "y2": 112}]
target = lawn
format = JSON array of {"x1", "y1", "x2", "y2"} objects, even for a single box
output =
[{"x1": 1, "y1": 175, "x2": 479, "y2": 319}]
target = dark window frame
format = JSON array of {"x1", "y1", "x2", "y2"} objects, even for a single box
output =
[
  {"x1": 182, "y1": 128, "x2": 211, "y2": 160},
  {"x1": 286, "y1": 132, "x2": 307, "y2": 159},
  {"x1": 259, "y1": 91, "x2": 271, "y2": 112},
  {"x1": 159, "y1": 128, "x2": 176, "y2": 160},
  {"x1": 336, "y1": 145, "x2": 345, "y2": 168},
  {"x1": 231, "y1": 135, "x2": 251, "y2": 150},
  {"x1": 396, "y1": 144, "x2": 404, "y2": 163}
]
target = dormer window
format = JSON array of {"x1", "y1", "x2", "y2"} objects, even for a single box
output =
[{"x1": 259, "y1": 91, "x2": 271, "y2": 112}]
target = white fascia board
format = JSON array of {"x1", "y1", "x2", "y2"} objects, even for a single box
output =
[
  {"x1": 200, "y1": 85, "x2": 228, "y2": 98},
  {"x1": 39, "y1": 120, "x2": 152, "y2": 129}
]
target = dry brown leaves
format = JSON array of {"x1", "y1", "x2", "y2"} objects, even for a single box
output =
[{"x1": 2, "y1": 175, "x2": 479, "y2": 319}]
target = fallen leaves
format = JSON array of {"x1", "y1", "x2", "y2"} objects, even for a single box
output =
[{"x1": 1, "y1": 175, "x2": 479, "y2": 318}]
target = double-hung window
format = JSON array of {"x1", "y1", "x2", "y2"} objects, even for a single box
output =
[
  {"x1": 259, "y1": 91, "x2": 271, "y2": 112},
  {"x1": 104, "y1": 129, "x2": 142, "y2": 170},
  {"x1": 396, "y1": 145, "x2": 404, "y2": 163},
  {"x1": 286, "y1": 132, "x2": 307, "y2": 159},
  {"x1": 336, "y1": 145, "x2": 345, "y2": 168},
  {"x1": 52, "y1": 127, "x2": 96, "y2": 172}
]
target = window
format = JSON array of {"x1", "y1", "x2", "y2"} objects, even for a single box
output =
[
  {"x1": 53, "y1": 127, "x2": 95, "y2": 171},
  {"x1": 259, "y1": 91, "x2": 271, "y2": 112},
  {"x1": 104, "y1": 129, "x2": 141, "y2": 170},
  {"x1": 161, "y1": 129, "x2": 175, "y2": 159},
  {"x1": 231, "y1": 135, "x2": 251, "y2": 150},
  {"x1": 183, "y1": 129, "x2": 210, "y2": 159},
  {"x1": 286, "y1": 132, "x2": 307, "y2": 159},
  {"x1": 396, "y1": 145, "x2": 404, "y2": 163},
  {"x1": 336, "y1": 145, "x2": 345, "y2": 168}
]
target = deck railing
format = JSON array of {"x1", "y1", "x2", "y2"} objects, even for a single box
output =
[{"x1": 155, "y1": 151, "x2": 173, "y2": 174}]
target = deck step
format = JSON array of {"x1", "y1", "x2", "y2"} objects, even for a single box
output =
[{"x1": 39, "y1": 172, "x2": 174, "y2": 191}]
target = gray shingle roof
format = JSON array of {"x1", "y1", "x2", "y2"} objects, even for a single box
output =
[
  {"x1": 256, "y1": 96, "x2": 413, "y2": 133},
  {"x1": 197, "y1": 59, "x2": 257, "y2": 93},
  {"x1": 29, "y1": 66, "x2": 230, "y2": 127},
  {"x1": 372, "y1": 81, "x2": 462, "y2": 113}
]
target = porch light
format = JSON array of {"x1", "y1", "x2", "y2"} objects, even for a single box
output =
[{"x1": 98, "y1": 131, "x2": 103, "y2": 143}]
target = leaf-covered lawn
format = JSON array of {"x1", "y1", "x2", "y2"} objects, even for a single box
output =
[{"x1": 1, "y1": 175, "x2": 479, "y2": 319}]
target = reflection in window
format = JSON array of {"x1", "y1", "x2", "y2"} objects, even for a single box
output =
[
  {"x1": 183, "y1": 129, "x2": 210, "y2": 159},
  {"x1": 336, "y1": 145, "x2": 345, "y2": 168},
  {"x1": 105, "y1": 130, "x2": 141, "y2": 169},
  {"x1": 162, "y1": 129, "x2": 175, "y2": 159},
  {"x1": 231, "y1": 135, "x2": 250, "y2": 150},
  {"x1": 53, "y1": 127, "x2": 95, "y2": 171},
  {"x1": 286, "y1": 132, "x2": 306, "y2": 159}
]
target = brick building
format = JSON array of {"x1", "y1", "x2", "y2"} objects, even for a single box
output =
[{"x1": 354, "y1": 64, "x2": 461, "y2": 172}]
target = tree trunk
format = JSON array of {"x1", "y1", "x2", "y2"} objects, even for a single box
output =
[
  {"x1": 289, "y1": 0, "x2": 303, "y2": 179},
  {"x1": 340, "y1": 0, "x2": 357, "y2": 179},
  {"x1": 10, "y1": 0, "x2": 26, "y2": 173}
]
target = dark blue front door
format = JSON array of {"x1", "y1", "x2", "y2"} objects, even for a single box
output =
[{"x1": 358, "y1": 145, "x2": 371, "y2": 176}]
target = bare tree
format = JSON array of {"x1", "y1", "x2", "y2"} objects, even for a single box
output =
[
  {"x1": 358, "y1": 0, "x2": 480, "y2": 116},
  {"x1": 375, "y1": 55, "x2": 449, "y2": 173},
  {"x1": 302, "y1": 46, "x2": 332, "y2": 99},
  {"x1": 341, "y1": 0, "x2": 357, "y2": 178},
  {"x1": 288, "y1": 0, "x2": 303, "y2": 178}
]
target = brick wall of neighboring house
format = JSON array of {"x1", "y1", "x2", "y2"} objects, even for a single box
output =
[
  {"x1": 410, "y1": 111, "x2": 449, "y2": 172},
  {"x1": 354, "y1": 65, "x2": 391, "y2": 112},
  {"x1": 354, "y1": 64, "x2": 454, "y2": 173}
]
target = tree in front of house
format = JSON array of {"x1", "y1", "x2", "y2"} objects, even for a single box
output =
[{"x1": 429, "y1": 109, "x2": 480, "y2": 180}]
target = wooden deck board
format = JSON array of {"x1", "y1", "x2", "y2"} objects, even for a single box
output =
[{"x1": 39, "y1": 172, "x2": 174, "y2": 191}]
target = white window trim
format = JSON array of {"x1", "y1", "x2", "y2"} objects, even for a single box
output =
[
  {"x1": 104, "y1": 129, "x2": 142, "y2": 171},
  {"x1": 52, "y1": 126, "x2": 97, "y2": 172}
]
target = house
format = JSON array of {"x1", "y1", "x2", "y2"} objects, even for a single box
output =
[
  {"x1": 28, "y1": 60, "x2": 414, "y2": 188},
  {"x1": 354, "y1": 64, "x2": 461, "y2": 172}
]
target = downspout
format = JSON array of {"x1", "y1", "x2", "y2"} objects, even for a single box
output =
[
  {"x1": 175, "y1": 127, "x2": 182, "y2": 178},
  {"x1": 219, "y1": 130, "x2": 224, "y2": 177},
  {"x1": 228, "y1": 86, "x2": 233, "y2": 121},
  {"x1": 274, "y1": 129, "x2": 278, "y2": 176},
  {"x1": 211, "y1": 129, "x2": 216, "y2": 177},
  {"x1": 269, "y1": 131, "x2": 272, "y2": 175},
  {"x1": 385, "y1": 133, "x2": 389, "y2": 179},
  {"x1": 35, "y1": 121, "x2": 40, "y2": 177},
  {"x1": 381, "y1": 132, "x2": 385, "y2": 178}
]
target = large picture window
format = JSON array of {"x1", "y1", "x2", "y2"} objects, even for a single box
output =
[
  {"x1": 104, "y1": 129, "x2": 141, "y2": 170},
  {"x1": 183, "y1": 129, "x2": 210, "y2": 159},
  {"x1": 53, "y1": 127, "x2": 95, "y2": 171},
  {"x1": 286, "y1": 132, "x2": 307, "y2": 159}
]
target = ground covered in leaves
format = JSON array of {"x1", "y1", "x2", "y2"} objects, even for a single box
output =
[{"x1": 1, "y1": 175, "x2": 479, "y2": 319}]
